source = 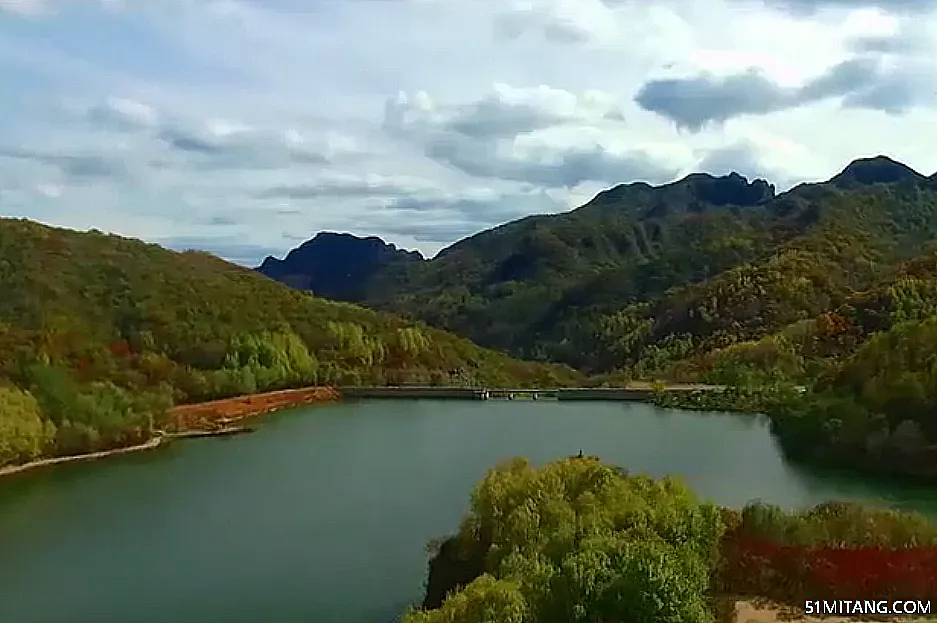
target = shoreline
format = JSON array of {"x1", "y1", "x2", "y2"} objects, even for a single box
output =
[
  {"x1": 0, "y1": 385, "x2": 340, "y2": 480},
  {"x1": 0, "y1": 436, "x2": 166, "y2": 478}
]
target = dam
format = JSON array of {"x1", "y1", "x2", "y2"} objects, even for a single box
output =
[{"x1": 337, "y1": 385, "x2": 725, "y2": 401}]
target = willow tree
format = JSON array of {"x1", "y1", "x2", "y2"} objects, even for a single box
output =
[{"x1": 403, "y1": 457, "x2": 724, "y2": 623}]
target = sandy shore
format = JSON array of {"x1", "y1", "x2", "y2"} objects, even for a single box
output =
[{"x1": 0, "y1": 385, "x2": 339, "y2": 479}]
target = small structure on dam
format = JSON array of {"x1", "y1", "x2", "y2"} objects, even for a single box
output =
[{"x1": 487, "y1": 389, "x2": 558, "y2": 400}]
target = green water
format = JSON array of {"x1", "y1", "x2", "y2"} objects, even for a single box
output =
[{"x1": 1, "y1": 399, "x2": 936, "y2": 623}]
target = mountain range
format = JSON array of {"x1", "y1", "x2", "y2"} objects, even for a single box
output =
[{"x1": 258, "y1": 155, "x2": 936, "y2": 374}]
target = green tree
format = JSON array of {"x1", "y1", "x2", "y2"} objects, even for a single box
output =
[
  {"x1": 0, "y1": 386, "x2": 55, "y2": 466},
  {"x1": 410, "y1": 458, "x2": 724, "y2": 623},
  {"x1": 401, "y1": 575, "x2": 529, "y2": 623}
]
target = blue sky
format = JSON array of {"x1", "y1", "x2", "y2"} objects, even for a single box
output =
[{"x1": 2, "y1": 0, "x2": 937, "y2": 264}]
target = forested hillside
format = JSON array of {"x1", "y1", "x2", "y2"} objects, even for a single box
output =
[
  {"x1": 262, "y1": 156, "x2": 937, "y2": 377},
  {"x1": 0, "y1": 219, "x2": 579, "y2": 467}
]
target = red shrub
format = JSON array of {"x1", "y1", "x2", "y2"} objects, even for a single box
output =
[
  {"x1": 721, "y1": 532, "x2": 937, "y2": 602},
  {"x1": 108, "y1": 341, "x2": 132, "y2": 357}
]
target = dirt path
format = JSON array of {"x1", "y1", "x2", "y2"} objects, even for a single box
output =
[
  {"x1": 168, "y1": 386, "x2": 339, "y2": 431},
  {"x1": 0, "y1": 436, "x2": 165, "y2": 478}
]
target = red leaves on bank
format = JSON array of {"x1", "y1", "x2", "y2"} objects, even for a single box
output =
[{"x1": 721, "y1": 532, "x2": 937, "y2": 601}]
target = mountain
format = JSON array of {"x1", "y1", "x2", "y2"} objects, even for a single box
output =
[
  {"x1": 263, "y1": 156, "x2": 937, "y2": 374},
  {"x1": 829, "y1": 155, "x2": 925, "y2": 189},
  {"x1": 0, "y1": 218, "x2": 579, "y2": 467},
  {"x1": 264, "y1": 172, "x2": 786, "y2": 355},
  {"x1": 257, "y1": 232, "x2": 423, "y2": 300}
]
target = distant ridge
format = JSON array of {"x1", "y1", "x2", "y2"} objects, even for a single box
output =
[
  {"x1": 257, "y1": 232, "x2": 423, "y2": 300},
  {"x1": 583, "y1": 171, "x2": 776, "y2": 217},
  {"x1": 264, "y1": 156, "x2": 926, "y2": 289}
]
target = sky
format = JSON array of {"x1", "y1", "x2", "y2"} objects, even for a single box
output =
[{"x1": 1, "y1": 0, "x2": 937, "y2": 264}]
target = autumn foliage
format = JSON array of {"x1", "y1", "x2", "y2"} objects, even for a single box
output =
[
  {"x1": 718, "y1": 501, "x2": 937, "y2": 603},
  {"x1": 721, "y1": 534, "x2": 937, "y2": 601}
]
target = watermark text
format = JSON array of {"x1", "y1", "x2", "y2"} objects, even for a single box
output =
[{"x1": 805, "y1": 600, "x2": 932, "y2": 617}]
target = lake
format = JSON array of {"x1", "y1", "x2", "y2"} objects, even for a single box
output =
[{"x1": 1, "y1": 399, "x2": 936, "y2": 623}]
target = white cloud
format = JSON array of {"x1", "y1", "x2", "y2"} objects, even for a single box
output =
[
  {"x1": 0, "y1": 0, "x2": 936, "y2": 265},
  {"x1": 0, "y1": 0, "x2": 51, "y2": 15},
  {"x1": 0, "y1": 0, "x2": 120, "y2": 14},
  {"x1": 35, "y1": 183, "x2": 63, "y2": 198},
  {"x1": 383, "y1": 86, "x2": 685, "y2": 187},
  {"x1": 496, "y1": 0, "x2": 623, "y2": 45},
  {"x1": 386, "y1": 84, "x2": 626, "y2": 138}
]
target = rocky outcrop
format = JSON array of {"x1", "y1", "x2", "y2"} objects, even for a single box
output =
[
  {"x1": 689, "y1": 172, "x2": 776, "y2": 207},
  {"x1": 586, "y1": 171, "x2": 776, "y2": 221},
  {"x1": 421, "y1": 536, "x2": 486, "y2": 610}
]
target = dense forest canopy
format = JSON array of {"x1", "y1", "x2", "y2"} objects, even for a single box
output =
[{"x1": 0, "y1": 218, "x2": 579, "y2": 466}]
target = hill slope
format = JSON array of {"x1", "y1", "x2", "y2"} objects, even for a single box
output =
[
  {"x1": 673, "y1": 243, "x2": 937, "y2": 478},
  {"x1": 0, "y1": 219, "x2": 579, "y2": 467}
]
